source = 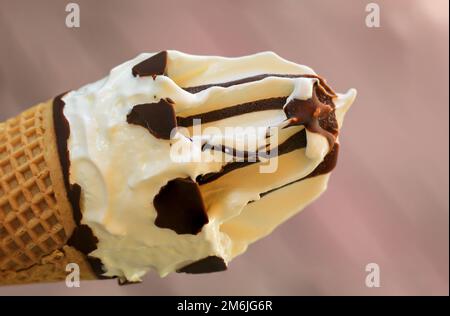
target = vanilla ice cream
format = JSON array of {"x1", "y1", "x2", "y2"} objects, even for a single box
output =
[{"x1": 56, "y1": 51, "x2": 356, "y2": 282}]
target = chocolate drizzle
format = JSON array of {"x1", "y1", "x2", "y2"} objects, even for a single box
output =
[
  {"x1": 177, "y1": 97, "x2": 287, "y2": 127},
  {"x1": 196, "y1": 161, "x2": 255, "y2": 185},
  {"x1": 304, "y1": 142, "x2": 340, "y2": 180},
  {"x1": 176, "y1": 86, "x2": 336, "y2": 185},
  {"x1": 179, "y1": 73, "x2": 338, "y2": 155},
  {"x1": 259, "y1": 143, "x2": 340, "y2": 198},
  {"x1": 127, "y1": 99, "x2": 177, "y2": 140},
  {"x1": 178, "y1": 256, "x2": 227, "y2": 274},
  {"x1": 132, "y1": 51, "x2": 168, "y2": 78},
  {"x1": 196, "y1": 129, "x2": 307, "y2": 185},
  {"x1": 153, "y1": 178, "x2": 209, "y2": 235},
  {"x1": 192, "y1": 86, "x2": 340, "y2": 189},
  {"x1": 53, "y1": 94, "x2": 106, "y2": 278}
]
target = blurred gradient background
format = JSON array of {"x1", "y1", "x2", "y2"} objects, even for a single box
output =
[{"x1": 0, "y1": 0, "x2": 448, "y2": 296}]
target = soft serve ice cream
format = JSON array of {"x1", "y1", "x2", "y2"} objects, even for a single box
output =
[{"x1": 56, "y1": 51, "x2": 356, "y2": 282}]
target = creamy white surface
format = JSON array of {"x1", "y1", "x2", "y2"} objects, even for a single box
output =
[{"x1": 63, "y1": 51, "x2": 356, "y2": 281}]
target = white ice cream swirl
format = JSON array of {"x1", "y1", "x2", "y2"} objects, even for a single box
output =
[{"x1": 62, "y1": 51, "x2": 356, "y2": 282}]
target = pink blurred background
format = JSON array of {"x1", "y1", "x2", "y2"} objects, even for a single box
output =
[{"x1": 0, "y1": 0, "x2": 448, "y2": 295}]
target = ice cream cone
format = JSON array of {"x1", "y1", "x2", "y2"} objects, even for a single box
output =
[
  {"x1": 0, "y1": 51, "x2": 356, "y2": 284},
  {"x1": 0, "y1": 100, "x2": 96, "y2": 285}
]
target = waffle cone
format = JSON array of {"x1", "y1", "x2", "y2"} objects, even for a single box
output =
[{"x1": 0, "y1": 100, "x2": 97, "y2": 285}]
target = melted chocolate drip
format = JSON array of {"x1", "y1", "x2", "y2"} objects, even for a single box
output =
[
  {"x1": 153, "y1": 178, "x2": 209, "y2": 235},
  {"x1": 127, "y1": 99, "x2": 177, "y2": 140},
  {"x1": 196, "y1": 129, "x2": 307, "y2": 185},
  {"x1": 305, "y1": 143, "x2": 340, "y2": 180},
  {"x1": 178, "y1": 256, "x2": 227, "y2": 274},
  {"x1": 53, "y1": 95, "x2": 107, "y2": 279},
  {"x1": 132, "y1": 51, "x2": 168, "y2": 78},
  {"x1": 284, "y1": 83, "x2": 337, "y2": 148}
]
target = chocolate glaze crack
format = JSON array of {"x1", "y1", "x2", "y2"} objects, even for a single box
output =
[{"x1": 53, "y1": 95, "x2": 107, "y2": 279}]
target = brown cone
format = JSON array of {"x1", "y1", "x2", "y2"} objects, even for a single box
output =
[{"x1": 0, "y1": 100, "x2": 97, "y2": 285}]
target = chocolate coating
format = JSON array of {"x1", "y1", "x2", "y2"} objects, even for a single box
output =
[
  {"x1": 132, "y1": 51, "x2": 168, "y2": 78},
  {"x1": 259, "y1": 143, "x2": 340, "y2": 198},
  {"x1": 127, "y1": 99, "x2": 177, "y2": 140},
  {"x1": 153, "y1": 178, "x2": 209, "y2": 235},
  {"x1": 53, "y1": 94, "x2": 81, "y2": 223},
  {"x1": 178, "y1": 256, "x2": 227, "y2": 274},
  {"x1": 53, "y1": 95, "x2": 106, "y2": 278}
]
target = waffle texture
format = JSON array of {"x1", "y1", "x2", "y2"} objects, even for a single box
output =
[{"x1": 0, "y1": 100, "x2": 96, "y2": 285}]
